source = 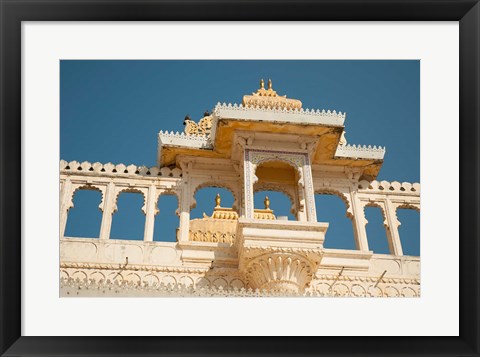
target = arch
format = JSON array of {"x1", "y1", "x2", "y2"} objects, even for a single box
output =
[
  {"x1": 68, "y1": 184, "x2": 105, "y2": 211},
  {"x1": 65, "y1": 187, "x2": 103, "y2": 238},
  {"x1": 114, "y1": 187, "x2": 147, "y2": 214},
  {"x1": 363, "y1": 201, "x2": 387, "y2": 226},
  {"x1": 315, "y1": 188, "x2": 353, "y2": 219},
  {"x1": 249, "y1": 151, "x2": 305, "y2": 169},
  {"x1": 191, "y1": 181, "x2": 238, "y2": 211},
  {"x1": 156, "y1": 189, "x2": 181, "y2": 216},
  {"x1": 396, "y1": 207, "x2": 420, "y2": 256},
  {"x1": 191, "y1": 186, "x2": 236, "y2": 219},
  {"x1": 110, "y1": 190, "x2": 146, "y2": 240},
  {"x1": 363, "y1": 203, "x2": 390, "y2": 254},
  {"x1": 396, "y1": 202, "x2": 420, "y2": 212},
  {"x1": 314, "y1": 193, "x2": 356, "y2": 250},
  {"x1": 154, "y1": 193, "x2": 180, "y2": 242}
]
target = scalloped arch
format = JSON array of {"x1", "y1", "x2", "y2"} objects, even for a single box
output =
[
  {"x1": 192, "y1": 181, "x2": 238, "y2": 211},
  {"x1": 69, "y1": 184, "x2": 105, "y2": 212},
  {"x1": 156, "y1": 190, "x2": 181, "y2": 217},
  {"x1": 363, "y1": 201, "x2": 388, "y2": 227},
  {"x1": 115, "y1": 187, "x2": 148, "y2": 215},
  {"x1": 396, "y1": 203, "x2": 420, "y2": 212},
  {"x1": 315, "y1": 188, "x2": 353, "y2": 219}
]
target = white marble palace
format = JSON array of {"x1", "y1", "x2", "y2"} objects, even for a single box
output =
[{"x1": 60, "y1": 80, "x2": 420, "y2": 297}]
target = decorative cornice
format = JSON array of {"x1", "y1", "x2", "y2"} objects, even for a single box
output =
[
  {"x1": 335, "y1": 144, "x2": 386, "y2": 160},
  {"x1": 214, "y1": 102, "x2": 346, "y2": 117},
  {"x1": 213, "y1": 103, "x2": 346, "y2": 125},
  {"x1": 158, "y1": 130, "x2": 213, "y2": 149}
]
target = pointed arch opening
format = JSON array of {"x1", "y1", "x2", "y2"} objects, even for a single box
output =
[
  {"x1": 315, "y1": 192, "x2": 356, "y2": 250},
  {"x1": 110, "y1": 190, "x2": 145, "y2": 240},
  {"x1": 397, "y1": 206, "x2": 420, "y2": 256},
  {"x1": 64, "y1": 187, "x2": 102, "y2": 238},
  {"x1": 191, "y1": 187, "x2": 235, "y2": 219},
  {"x1": 253, "y1": 160, "x2": 299, "y2": 220},
  {"x1": 154, "y1": 193, "x2": 180, "y2": 242},
  {"x1": 364, "y1": 205, "x2": 390, "y2": 254}
]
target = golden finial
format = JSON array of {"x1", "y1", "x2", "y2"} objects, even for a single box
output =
[
  {"x1": 264, "y1": 196, "x2": 270, "y2": 210},
  {"x1": 215, "y1": 193, "x2": 221, "y2": 207},
  {"x1": 260, "y1": 79, "x2": 265, "y2": 89},
  {"x1": 268, "y1": 79, "x2": 272, "y2": 90}
]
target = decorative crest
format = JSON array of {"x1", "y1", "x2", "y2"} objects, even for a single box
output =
[
  {"x1": 183, "y1": 112, "x2": 213, "y2": 136},
  {"x1": 242, "y1": 79, "x2": 302, "y2": 110}
]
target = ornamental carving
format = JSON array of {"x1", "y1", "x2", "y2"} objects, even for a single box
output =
[
  {"x1": 183, "y1": 113, "x2": 213, "y2": 136},
  {"x1": 189, "y1": 230, "x2": 236, "y2": 244},
  {"x1": 245, "y1": 253, "x2": 314, "y2": 294},
  {"x1": 242, "y1": 79, "x2": 303, "y2": 110}
]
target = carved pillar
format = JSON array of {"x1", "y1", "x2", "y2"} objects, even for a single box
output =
[
  {"x1": 59, "y1": 178, "x2": 73, "y2": 239},
  {"x1": 99, "y1": 182, "x2": 116, "y2": 240},
  {"x1": 143, "y1": 184, "x2": 158, "y2": 242},
  {"x1": 301, "y1": 157, "x2": 317, "y2": 223},
  {"x1": 384, "y1": 199, "x2": 403, "y2": 256},
  {"x1": 350, "y1": 190, "x2": 369, "y2": 251},
  {"x1": 178, "y1": 162, "x2": 192, "y2": 242},
  {"x1": 243, "y1": 150, "x2": 255, "y2": 219}
]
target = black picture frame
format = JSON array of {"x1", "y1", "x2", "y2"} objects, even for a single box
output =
[{"x1": 1, "y1": 1, "x2": 479, "y2": 356}]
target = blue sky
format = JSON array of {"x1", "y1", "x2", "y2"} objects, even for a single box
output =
[{"x1": 61, "y1": 60, "x2": 420, "y2": 256}]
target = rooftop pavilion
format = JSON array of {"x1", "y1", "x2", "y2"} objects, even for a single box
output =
[{"x1": 158, "y1": 79, "x2": 386, "y2": 181}]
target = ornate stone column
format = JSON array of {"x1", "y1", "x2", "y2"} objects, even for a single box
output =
[
  {"x1": 178, "y1": 161, "x2": 192, "y2": 242},
  {"x1": 59, "y1": 178, "x2": 72, "y2": 239},
  {"x1": 349, "y1": 189, "x2": 370, "y2": 251},
  {"x1": 384, "y1": 199, "x2": 403, "y2": 256},
  {"x1": 143, "y1": 184, "x2": 158, "y2": 242},
  {"x1": 300, "y1": 158, "x2": 317, "y2": 223},
  {"x1": 99, "y1": 182, "x2": 117, "y2": 240}
]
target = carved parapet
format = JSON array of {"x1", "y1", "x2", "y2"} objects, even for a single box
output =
[
  {"x1": 60, "y1": 160, "x2": 182, "y2": 179},
  {"x1": 357, "y1": 180, "x2": 420, "y2": 196},
  {"x1": 236, "y1": 219, "x2": 328, "y2": 294}
]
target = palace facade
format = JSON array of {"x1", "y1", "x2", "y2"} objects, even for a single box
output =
[{"x1": 60, "y1": 80, "x2": 420, "y2": 297}]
